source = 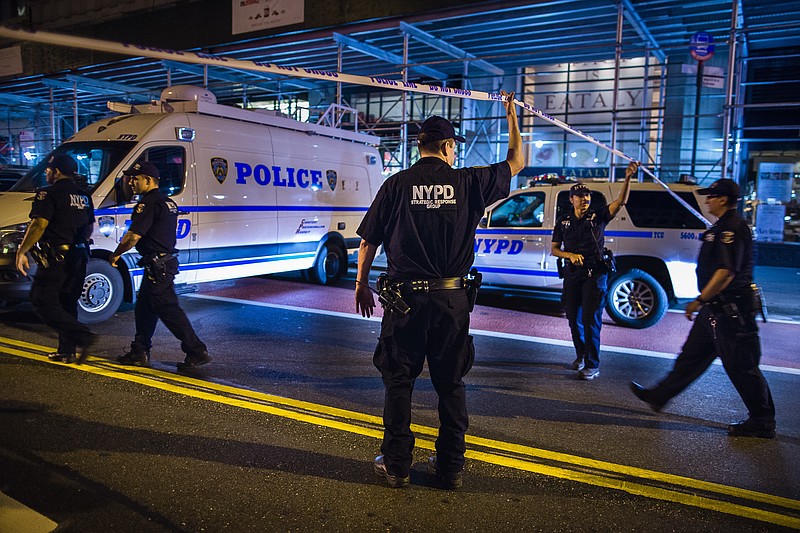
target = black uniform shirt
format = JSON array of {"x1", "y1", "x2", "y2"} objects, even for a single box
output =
[
  {"x1": 358, "y1": 157, "x2": 511, "y2": 280},
  {"x1": 128, "y1": 189, "x2": 179, "y2": 256},
  {"x1": 696, "y1": 208, "x2": 753, "y2": 294},
  {"x1": 29, "y1": 177, "x2": 95, "y2": 246},
  {"x1": 552, "y1": 205, "x2": 612, "y2": 265}
]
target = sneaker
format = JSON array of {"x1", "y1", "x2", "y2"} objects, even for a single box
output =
[
  {"x1": 75, "y1": 332, "x2": 97, "y2": 365},
  {"x1": 579, "y1": 367, "x2": 600, "y2": 380},
  {"x1": 427, "y1": 456, "x2": 463, "y2": 490},
  {"x1": 47, "y1": 352, "x2": 75, "y2": 363},
  {"x1": 176, "y1": 350, "x2": 212, "y2": 371},
  {"x1": 629, "y1": 382, "x2": 664, "y2": 412},
  {"x1": 728, "y1": 419, "x2": 776, "y2": 439},
  {"x1": 571, "y1": 357, "x2": 585, "y2": 371},
  {"x1": 373, "y1": 455, "x2": 410, "y2": 488},
  {"x1": 117, "y1": 349, "x2": 151, "y2": 367}
]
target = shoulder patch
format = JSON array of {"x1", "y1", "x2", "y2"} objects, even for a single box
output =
[
  {"x1": 36, "y1": 191, "x2": 47, "y2": 201},
  {"x1": 135, "y1": 203, "x2": 145, "y2": 214},
  {"x1": 720, "y1": 231, "x2": 734, "y2": 244}
]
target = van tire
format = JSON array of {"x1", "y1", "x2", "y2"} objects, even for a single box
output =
[
  {"x1": 606, "y1": 268, "x2": 668, "y2": 329},
  {"x1": 77, "y1": 258, "x2": 124, "y2": 324},
  {"x1": 308, "y1": 242, "x2": 347, "y2": 285}
]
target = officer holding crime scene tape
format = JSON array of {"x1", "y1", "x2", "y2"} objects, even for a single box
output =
[
  {"x1": 550, "y1": 160, "x2": 639, "y2": 380},
  {"x1": 630, "y1": 178, "x2": 776, "y2": 438},
  {"x1": 109, "y1": 162, "x2": 211, "y2": 370},
  {"x1": 15, "y1": 154, "x2": 96, "y2": 363},
  {"x1": 355, "y1": 91, "x2": 524, "y2": 489}
]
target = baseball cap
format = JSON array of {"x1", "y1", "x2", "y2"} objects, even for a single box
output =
[
  {"x1": 697, "y1": 178, "x2": 740, "y2": 199},
  {"x1": 48, "y1": 154, "x2": 78, "y2": 175},
  {"x1": 418, "y1": 115, "x2": 466, "y2": 143},
  {"x1": 123, "y1": 161, "x2": 160, "y2": 179},
  {"x1": 569, "y1": 183, "x2": 592, "y2": 197}
]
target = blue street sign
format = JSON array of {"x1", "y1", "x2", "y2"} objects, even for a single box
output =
[{"x1": 690, "y1": 32, "x2": 715, "y2": 61}]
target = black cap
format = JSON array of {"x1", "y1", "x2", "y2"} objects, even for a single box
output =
[
  {"x1": 569, "y1": 183, "x2": 591, "y2": 197},
  {"x1": 418, "y1": 115, "x2": 466, "y2": 143},
  {"x1": 123, "y1": 161, "x2": 160, "y2": 179},
  {"x1": 48, "y1": 154, "x2": 78, "y2": 176},
  {"x1": 697, "y1": 178, "x2": 740, "y2": 199}
]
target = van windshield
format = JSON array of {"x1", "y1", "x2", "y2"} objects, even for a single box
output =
[{"x1": 9, "y1": 141, "x2": 137, "y2": 193}]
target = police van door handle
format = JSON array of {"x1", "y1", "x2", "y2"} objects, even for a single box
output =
[{"x1": 178, "y1": 210, "x2": 189, "y2": 216}]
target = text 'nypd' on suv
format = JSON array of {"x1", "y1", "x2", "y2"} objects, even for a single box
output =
[{"x1": 474, "y1": 180, "x2": 711, "y2": 328}]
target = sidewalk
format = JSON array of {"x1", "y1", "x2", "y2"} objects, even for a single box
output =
[{"x1": 755, "y1": 266, "x2": 800, "y2": 322}]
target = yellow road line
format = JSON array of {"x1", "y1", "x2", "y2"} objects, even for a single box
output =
[{"x1": 1, "y1": 335, "x2": 798, "y2": 528}]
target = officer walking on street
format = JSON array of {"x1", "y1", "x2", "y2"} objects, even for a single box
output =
[
  {"x1": 109, "y1": 162, "x2": 211, "y2": 370},
  {"x1": 551, "y1": 161, "x2": 639, "y2": 380},
  {"x1": 15, "y1": 154, "x2": 96, "y2": 363},
  {"x1": 355, "y1": 91, "x2": 524, "y2": 489},
  {"x1": 630, "y1": 178, "x2": 776, "y2": 438}
]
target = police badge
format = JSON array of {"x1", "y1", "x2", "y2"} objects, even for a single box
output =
[
  {"x1": 211, "y1": 157, "x2": 228, "y2": 184},
  {"x1": 326, "y1": 170, "x2": 337, "y2": 191}
]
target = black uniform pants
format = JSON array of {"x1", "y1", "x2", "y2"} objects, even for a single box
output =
[
  {"x1": 132, "y1": 257, "x2": 206, "y2": 356},
  {"x1": 650, "y1": 305, "x2": 775, "y2": 424},
  {"x1": 30, "y1": 247, "x2": 92, "y2": 354},
  {"x1": 373, "y1": 288, "x2": 474, "y2": 478},
  {"x1": 561, "y1": 271, "x2": 607, "y2": 370}
]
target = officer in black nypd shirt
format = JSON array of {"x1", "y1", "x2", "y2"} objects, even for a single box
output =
[
  {"x1": 631, "y1": 178, "x2": 776, "y2": 438},
  {"x1": 355, "y1": 91, "x2": 523, "y2": 489},
  {"x1": 15, "y1": 154, "x2": 96, "y2": 363},
  {"x1": 109, "y1": 162, "x2": 211, "y2": 370},
  {"x1": 551, "y1": 161, "x2": 639, "y2": 380}
]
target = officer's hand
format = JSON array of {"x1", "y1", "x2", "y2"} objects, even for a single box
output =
[
  {"x1": 570, "y1": 253, "x2": 584, "y2": 267},
  {"x1": 625, "y1": 161, "x2": 640, "y2": 180},
  {"x1": 500, "y1": 90, "x2": 517, "y2": 120},
  {"x1": 684, "y1": 299, "x2": 702, "y2": 321},
  {"x1": 355, "y1": 284, "x2": 375, "y2": 318},
  {"x1": 109, "y1": 254, "x2": 120, "y2": 267},
  {"x1": 15, "y1": 253, "x2": 29, "y2": 276}
]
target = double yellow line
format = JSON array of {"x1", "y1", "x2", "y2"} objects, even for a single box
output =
[{"x1": 1, "y1": 335, "x2": 798, "y2": 528}]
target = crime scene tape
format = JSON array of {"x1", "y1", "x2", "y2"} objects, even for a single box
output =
[{"x1": 0, "y1": 25, "x2": 709, "y2": 226}]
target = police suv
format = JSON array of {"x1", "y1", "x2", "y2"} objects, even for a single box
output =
[
  {"x1": 0, "y1": 86, "x2": 384, "y2": 323},
  {"x1": 475, "y1": 180, "x2": 712, "y2": 328}
]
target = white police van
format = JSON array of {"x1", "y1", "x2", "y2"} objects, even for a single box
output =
[
  {"x1": 475, "y1": 180, "x2": 712, "y2": 328},
  {"x1": 0, "y1": 86, "x2": 383, "y2": 323}
]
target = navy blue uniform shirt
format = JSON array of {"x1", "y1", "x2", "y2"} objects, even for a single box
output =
[
  {"x1": 128, "y1": 189, "x2": 179, "y2": 256},
  {"x1": 552, "y1": 205, "x2": 612, "y2": 265},
  {"x1": 358, "y1": 157, "x2": 511, "y2": 280},
  {"x1": 29, "y1": 178, "x2": 95, "y2": 246},
  {"x1": 696, "y1": 209, "x2": 753, "y2": 294}
]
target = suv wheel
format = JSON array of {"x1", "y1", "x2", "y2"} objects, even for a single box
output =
[{"x1": 606, "y1": 268, "x2": 668, "y2": 329}]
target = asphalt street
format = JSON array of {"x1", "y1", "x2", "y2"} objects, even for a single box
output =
[{"x1": 0, "y1": 274, "x2": 798, "y2": 532}]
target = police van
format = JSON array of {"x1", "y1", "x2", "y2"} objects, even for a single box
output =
[
  {"x1": 474, "y1": 180, "x2": 712, "y2": 328},
  {"x1": 0, "y1": 85, "x2": 383, "y2": 323}
]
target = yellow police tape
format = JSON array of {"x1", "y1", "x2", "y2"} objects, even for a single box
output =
[{"x1": 1, "y1": 335, "x2": 798, "y2": 528}]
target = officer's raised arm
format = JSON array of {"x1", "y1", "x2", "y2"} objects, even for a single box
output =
[
  {"x1": 608, "y1": 161, "x2": 639, "y2": 217},
  {"x1": 501, "y1": 91, "x2": 524, "y2": 177}
]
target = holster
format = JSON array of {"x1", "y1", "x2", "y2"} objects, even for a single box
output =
[
  {"x1": 463, "y1": 268, "x2": 482, "y2": 312},
  {"x1": 376, "y1": 273, "x2": 411, "y2": 316},
  {"x1": 138, "y1": 253, "x2": 176, "y2": 282}
]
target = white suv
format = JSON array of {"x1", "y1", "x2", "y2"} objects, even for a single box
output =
[{"x1": 474, "y1": 181, "x2": 711, "y2": 328}]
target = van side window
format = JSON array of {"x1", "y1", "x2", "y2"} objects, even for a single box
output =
[
  {"x1": 489, "y1": 191, "x2": 546, "y2": 227},
  {"x1": 556, "y1": 190, "x2": 607, "y2": 220},
  {"x1": 625, "y1": 191, "x2": 706, "y2": 229},
  {"x1": 133, "y1": 146, "x2": 187, "y2": 197}
]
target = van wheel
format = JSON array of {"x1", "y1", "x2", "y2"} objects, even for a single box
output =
[
  {"x1": 606, "y1": 269, "x2": 668, "y2": 329},
  {"x1": 308, "y1": 242, "x2": 347, "y2": 285},
  {"x1": 78, "y1": 258, "x2": 124, "y2": 324}
]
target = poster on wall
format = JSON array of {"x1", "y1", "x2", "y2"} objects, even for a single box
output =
[
  {"x1": 756, "y1": 162, "x2": 794, "y2": 202},
  {"x1": 232, "y1": 0, "x2": 304, "y2": 35},
  {"x1": 755, "y1": 203, "x2": 786, "y2": 243}
]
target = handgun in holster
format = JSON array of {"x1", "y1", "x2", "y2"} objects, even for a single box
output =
[
  {"x1": 716, "y1": 293, "x2": 746, "y2": 328},
  {"x1": 463, "y1": 268, "x2": 483, "y2": 312},
  {"x1": 138, "y1": 253, "x2": 172, "y2": 282},
  {"x1": 376, "y1": 273, "x2": 410, "y2": 316},
  {"x1": 29, "y1": 243, "x2": 50, "y2": 269}
]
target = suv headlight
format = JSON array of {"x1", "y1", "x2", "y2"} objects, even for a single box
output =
[{"x1": 0, "y1": 223, "x2": 28, "y2": 255}]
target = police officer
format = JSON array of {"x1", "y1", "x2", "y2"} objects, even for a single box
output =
[
  {"x1": 551, "y1": 161, "x2": 639, "y2": 380},
  {"x1": 630, "y1": 178, "x2": 776, "y2": 438},
  {"x1": 355, "y1": 91, "x2": 524, "y2": 489},
  {"x1": 15, "y1": 154, "x2": 96, "y2": 363},
  {"x1": 109, "y1": 162, "x2": 211, "y2": 370}
]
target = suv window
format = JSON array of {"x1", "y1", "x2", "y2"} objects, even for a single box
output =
[
  {"x1": 490, "y1": 191, "x2": 546, "y2": 227},
  {"x1": 625, "y1": 191, "x2": 706, "y2": 229},
  {"x1": 556, "y1": 190, "x2": 607, "y2": 219}
]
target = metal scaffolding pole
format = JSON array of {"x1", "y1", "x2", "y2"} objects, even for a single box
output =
[
  {"x1": 401, "y1": 33, "x2": 409, "y2": 170},
  {"x1": 721, "y1": 0, "x2": 740, "y2": 180},
  {"x1": 609, "y1": 1, "x2": 623, "y2": 181}
]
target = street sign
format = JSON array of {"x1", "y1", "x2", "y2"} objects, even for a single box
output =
[
  {"x1": 689, "y1": 31, "x2": 715, "y2": 61},
  {"x1": 702, "y1": 76, "x2": 724, "y2": 89}
]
